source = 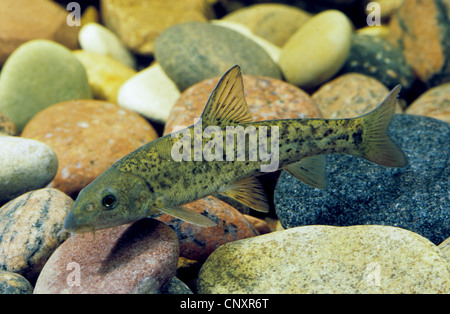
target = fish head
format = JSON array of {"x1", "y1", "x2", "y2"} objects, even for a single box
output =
[{"x1": 61, "y1": 167, "x2": 153, "y2": 235}]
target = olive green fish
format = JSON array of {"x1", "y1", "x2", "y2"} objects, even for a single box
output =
[{"x1": 61, "y1": 65, "x2": 407, "y2": 236}]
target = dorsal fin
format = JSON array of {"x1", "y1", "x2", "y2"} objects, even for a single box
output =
[{"x1": 199, "y1": 65, "x2": 253, "y2": 127}]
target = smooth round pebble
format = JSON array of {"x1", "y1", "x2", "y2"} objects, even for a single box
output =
[
  {"x1": 157, "y1": 196, "x2": 259, "y2": 262},
  {"x1": 211, "y1": 20, "x2": 281, "y2": 63},
  {"x1": 341, "y1": 34, "x2": 414, "y2": 90},
  {"x1": 0, "y1": 188, "x2": 73, "y2": 284},
  {"x1": 0, "y1": 271, "x2": 33, "y2": 294},
  {"x1": 0, "y1": 0, "x2": 79, "y2": 65},
  {"x1": 222, "y1": 3, "x2": 311, "y2": 47},
  {"x1": 78, "y1": 22, "x2": 136, "y2": 68},
  {"x1": 311, "y1": 73, "x2": 391, "y2": 119},
  {"x1": 0, "y1": 40, "x2": 92, "y2": 132},
  {"x1": 154, "y1": 22, "x2": 282, "y2": 91},
  {"x1": 73, "y1": 50, "x2": 137, "y2": 103},
  {"x1": 0, "y1": 135, "x2": 58, "y2": 204},
  {"x1": 21, "y1": 100, "x2": 158, "y2": 197},
  {"x1": 34, "y1": 219, "x2": 179, "y2": 294},
  {"x1": 279, "y1": 10, "x2": 353, "y2": 89},
  {"x1": 275, "y1": 114, "x2": 449, "y2": 245},
  {"x1": 164, "y1": 74, "x2": 321, "y2": 134},
  {"x1": 118, "y1": 63, "x2": 181, "y2": 124},
  {"x1": 197, "y1": 225, "x2": 450, "y2": 294},
  {"x1": 405, "y1": 82, "x2": 450, "y2": 123}
]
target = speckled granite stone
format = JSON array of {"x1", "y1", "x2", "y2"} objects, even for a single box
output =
[
  {"x1": 197, "y1": 225, "x2": 450, "y2": 293},
  {"x1": 341, "y1": 34, "x2": 414, "y2": 90},
  {"x1": 439, "y1": 237, "x2": 450, "y2": 263},
  {"x1": 274, "y1": 114, "x2": 449, "y2": 245}
]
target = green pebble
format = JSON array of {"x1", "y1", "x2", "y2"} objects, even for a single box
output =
[
  {"x1": 0, "y1": 39, "x2": 92, "y2": 132},
  {"x1": 154, "y1": 22, "x2": 281, "y2": 91}
]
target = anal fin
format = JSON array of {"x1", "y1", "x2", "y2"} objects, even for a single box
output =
[
  {"x1": 284, "y1": 155, "x2": 327, "y2": 189},
  {"x1": 218, "y1": 177, "x2": 270, "y2": 213}
]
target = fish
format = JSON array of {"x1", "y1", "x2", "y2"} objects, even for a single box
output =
[{"x1": 60, "y1": 65, "x2": 407, "y2": 237}]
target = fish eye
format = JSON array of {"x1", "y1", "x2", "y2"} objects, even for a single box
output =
[{"x1": 102, "y1": 194, "x2": 117, "y2": 210}]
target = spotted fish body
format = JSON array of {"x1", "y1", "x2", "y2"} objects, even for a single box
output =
[{"x1": 61, "y1": 65, "x2": 407, "y2": 235}]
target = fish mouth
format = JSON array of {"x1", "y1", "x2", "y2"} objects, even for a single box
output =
[
  {"x1": 58, "y1": 212, "x2": 97, "y2": 242},
  {"x1": 57, "y1": 224, "x2": 97, "y2": 243}
]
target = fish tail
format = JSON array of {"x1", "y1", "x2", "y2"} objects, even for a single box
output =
[{"x1": 354, "y1": 85, "x2": 407, "y2": 167}]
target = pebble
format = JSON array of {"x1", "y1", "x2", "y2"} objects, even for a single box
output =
[
  {"x1": 242, "y1": 215, "x2": 272, "y2": 235},
  {"x1": 157, "y1": 196, "x2": 259, "y2": 262},
  {"x1": 405, "y1": 82, "x2": 450, "y2": 124},
  {"x1": 340, "y1": 34, "x2": 414, "y2": 90},
  {"x1": 311, "y1": 73, "x2": 391, "y2": 119},
  {"x1": 117, "y1": 63, "x2": 181, "y2": 124},
  {"x1": 162, "y1": 276, "x2": 193, "y2": 294},
  {"x1": 279, "y1": 10, "x2": 353, "y2": 89},
  {"x1": 0, "y1": 40, "x2": 92, "y2": 132},
  {"x1": 80, "y1": 6, "x2": 100, "y2": 26},
  {"x1": 389, "y1": 0, "x2": 450, "y2": 86},
  {"x1": 0, "y1": 271, "x2": 33, "y2": 294},
  {"x1": 0, "y1": 136, "x2": 58, "y2": 204},
  {"x1": 210, "y1": 20, "x2": 281, "y2": 63},
  {"x1": 356, "y1": 25, "x2": 389, "y2": 39},
  {"x1": 222, "y1": 3, "x2": 311, "y2": 47},
  {"x1": 0, "y1": 188, "x2": 73, "y2": 284},
  {"x1": 73, "y1": 50, "x2": 137, "y2": 103},
  {"x1": 274, "y1": 114, "x2": 450, "y2": 245},
  {"x1": 101, "y1": 0, "x2": 212, "y2": 55},
  {"x1": 0, "y1": 111, "x2": 17, "y2": 136},
  {"x1": 439, "y1": 237, "x2": 450, "y2": 263},
  {"x1": 154, "y1": 22, "x2": 282, "y2": 91},
  {"x1": 78, "y1": 23, "x2": 136, "y2": 68},
  {"x1": 34, "y1": 219, "x2": 179, "y2": 294},
  {"x1": 21, "y1": 100, "x2": 158, "y2": 197},
  {"x1": 164, "y1": 74, "x2": 321, "y2": 134},
  {"x1": 197, "y1": 225, "x2": 450, "y2": 293},
  {"x1": 0, "y1": 0, "x2": 79, "y2": 65}
]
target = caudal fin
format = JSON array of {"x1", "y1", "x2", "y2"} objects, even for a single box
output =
[{"x1": 356, "y1": 85, "x2": 407, "y2": 167}]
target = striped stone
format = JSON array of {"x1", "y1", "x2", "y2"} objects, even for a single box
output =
[{"x1": 0, "y1": 188, "x2": 73, "y2": 284}]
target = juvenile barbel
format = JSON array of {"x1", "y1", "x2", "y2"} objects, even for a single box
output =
[{"x1": 60, "y1": 65, "x2": 407, "y2": 236}]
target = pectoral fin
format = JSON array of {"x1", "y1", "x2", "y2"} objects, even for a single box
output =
[
  {"x1": 158, "y1": 206, "x2": 217, "y2": 227},
  {"x1": 219, "y1": 177, "x2": 270, "y2": 213},
  {"x1": 284, "y1": 155, "x2": 327, "y2": 189}
]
